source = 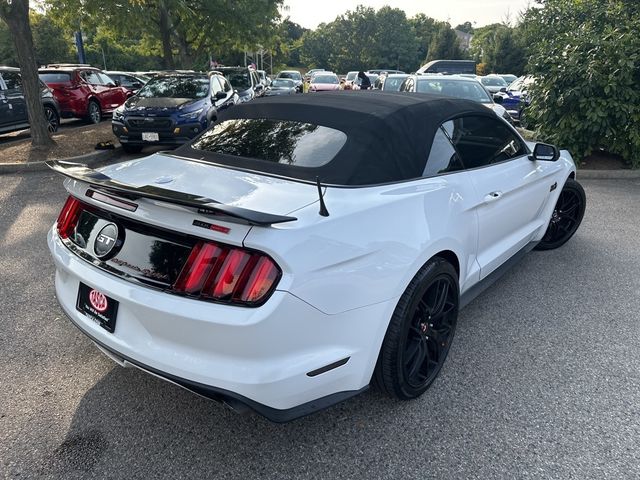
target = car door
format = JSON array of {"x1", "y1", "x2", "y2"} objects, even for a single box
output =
[
  {"x1": 448, "y1": 115, "x2": 562, "y2": 278},
  {"x1": 98, "y1": 72, "x2": 126, "y2": 109},
  {"x1": 1, "y1": 71, "x2": 28, "y2": 124},
  {"x1": 80, "y1": 70, "x2": 108, "y2": 111},
  {"x1": 0, "y1": 75, "x2": 13, "y2": 128},
  {"x1": 213, "y1": 76, "x2": 235, "y2": 112},
  {"x1": 421, "y1": 125, "x2": 481, "y2": 292}
]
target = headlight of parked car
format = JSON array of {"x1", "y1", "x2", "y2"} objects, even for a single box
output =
[
  {"x1": 112, "y1": 106, "x2": 125, "y2": 122},
  {"x1": 178, "y1": 108, "x2": 204, "y2": 120}
]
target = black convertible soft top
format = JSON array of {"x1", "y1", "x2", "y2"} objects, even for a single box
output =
[{"x1": 175, "y1": 91, "x2": 495, "y2": 186}]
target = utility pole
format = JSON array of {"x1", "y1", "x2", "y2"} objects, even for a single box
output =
[{"x1": 74, "y1": 30, "x2": 86, "y2": 64}]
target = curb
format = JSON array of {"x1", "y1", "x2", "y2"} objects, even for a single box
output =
[
  {"x1": 0, "y1": 147, "x2": 121, "y2": 175},
  {"x1": 577, "y1": 169, "x2": 640, "y2": 179}
]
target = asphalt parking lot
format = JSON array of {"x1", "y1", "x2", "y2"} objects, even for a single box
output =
[{"x1": 1, "y1": 171, "x2": 639, "y2": 479}]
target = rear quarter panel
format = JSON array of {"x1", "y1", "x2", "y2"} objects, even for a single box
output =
[{"x1": 244, "y1": 174, "x2": 480, "y2": 315}]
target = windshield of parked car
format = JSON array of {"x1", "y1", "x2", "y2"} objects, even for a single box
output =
[
  {"x1": 221, "y1": 70, "x2": 251, "y2": 90},
  {"x1": 311, "y1": 75, "x2": 339, "y2": 84},
  {"x1": 382, "y1": 76, "x2": 407, "y2": 91},
  {"x1": 346, "y1": 72, "x2": 357, "y2": 81},
  {"x1": 192, "y1": 119, "x2": 347, "y2": 167},
  {"x1": 278, "y1": 71, "x2": 302, "y2": 81},
  {"x1": 136, "y1": 76, "x2": 210, "y2": 99},
  {"x1": 272, "y1": 79, "x2": 295, "y2": 88},
  {"x1": 480, "y1": 76, "x2": 507, "y2": 87},
  {"x1": 416, "y1": 79, "x2": 493, "y2": 104}
]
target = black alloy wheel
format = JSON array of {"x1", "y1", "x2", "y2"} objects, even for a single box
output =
[
  {"x1": 44, "y1": 105, "x2": 59, "y2": 132},
  {"x1": 374, "y1": 257, "x2": 459, "y2": 400},
  {"x1": 87, "y1": 100, "x2": 101, "y2": 124},
  {"x1": 535, "y1": 178, "x2": 586, "y2": 250}
]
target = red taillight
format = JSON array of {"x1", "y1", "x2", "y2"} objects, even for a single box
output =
[
  {"x1": 56, "y1": 196, "x2": 82, "y2": 239},
  {"x1": 240, "y1": 257, "x2": 281, "y2": 303},
  {"x1": 173, "y1": 243, "x2": 224, "y2": 294},
  {"x1": 174, "y1": 241, "x2": 281, "y2": 306}
]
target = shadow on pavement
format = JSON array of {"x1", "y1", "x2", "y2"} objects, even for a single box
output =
[{"x1": 38, "y1": 365, "x2": 400, "y2": 479}]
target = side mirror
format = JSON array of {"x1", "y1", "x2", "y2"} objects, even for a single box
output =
[
  {"x1": 493, "y1": 94, "x2": 503, "y2": 104},
  {"x1": 529, "y1": 143, "x2": 560, "y2": 162},
  {"x1": 214, "y1": 91, "x2": 226, "y2": 100},
  {"x1": 255, "y1": 84, "x2": 264, "y2": 92},
  {"x1": 499, "y1": 87, "x2": 507, "y2": 93},
  {"x1": 108, "y1": 82, "x2": 118, "y2": 88}
]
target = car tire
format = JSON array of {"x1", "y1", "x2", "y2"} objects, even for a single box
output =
[
  {"x1": 44, "y1": 105, "x2": 59, "y2": 133},
  {"x1": 122, "y1": 144, "x2": 143, "y2": 154},
  {"x1": 86, "y1": 100, "x2": 101, "y2": 124},
  {"x1": 374, "y1": 257, "x2": 459, "y2": 400},
  {"x1": 535, "y1": 178, "x2": 586, "y2": 251}
]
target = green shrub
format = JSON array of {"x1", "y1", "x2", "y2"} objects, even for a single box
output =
[{"x1": 523, "y1": 0, "x2": 640, "y2": 167}]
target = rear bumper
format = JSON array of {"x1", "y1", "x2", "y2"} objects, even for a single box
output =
[{"x1": 48, "y1": 227, "x2": 393, "y2": 421}]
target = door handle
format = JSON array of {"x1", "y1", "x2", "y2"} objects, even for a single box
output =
[{"x1": 484, "y1": 191, "x2": 503, "y2": 203}]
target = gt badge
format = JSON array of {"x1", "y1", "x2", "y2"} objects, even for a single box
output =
[{"x1": 94, "y1": 223, "x2": 121, "y2": 259}]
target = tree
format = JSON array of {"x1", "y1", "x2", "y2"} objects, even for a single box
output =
[
  {"x1": 31, "y1": 11, "x2": 74, "y2": 65},
  {"x1": 522, "y1": 0, "x2": 640, "y2": 166},
  {"x1": 0, "y1": 0, "x2": 53, "y2": 148},
  {"x1": 45, "y1": 0, "x2": 284, "y2": 70},
  {"x1": 455, "y1": 21, "x2": 474, "y2": 34},
  {"x1": 272, "y1": 18, "x2": 308, "y2": 68},
  {"x1": 410, "y1": 14, "x2": 447, "y2": 67},
  {"x1": 368, "y1": 7, "x2": 418, "y2": 71},
  {"x1": 300, "y1": 26, "x2": 332, "y2": 70},
  {"x1": 470, "y1": 23, "x2": 526, "y2": 74},
  {"x1": 426, "y1": 26, "x2": 463, "y2": 62}
]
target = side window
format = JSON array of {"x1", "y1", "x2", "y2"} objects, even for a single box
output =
[
  {"x1": 2, "y1": 71, "x2": 22, "y2": 90},
  {"x1": 109, "y1": 74, "x2": 122, "y2": 85},
  {"x1": 423, "y1": 122, "x2": 465, "y2": 177},
  {"x1": 81, "y1": 71, "x2": 103, "y2": 85},
  {"x1": 210, "y1": 76, "x2": 222, "y2": 94},
  {"x1": 126, "y1": 75, "x2": 144, "y2": 89},
  {"x1": 98, "y1": 73, "x2": 115, "y2": 85},
  {"x1": 448, "y1": 115, "x2": 527, "y2": 169},
  {"x1": 221, "y1": 77, "x2": 231, "y2": 92}
]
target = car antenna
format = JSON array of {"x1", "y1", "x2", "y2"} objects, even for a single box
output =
[{"x1": 316, "y1": 177, "x2": 329, "y2": 217}]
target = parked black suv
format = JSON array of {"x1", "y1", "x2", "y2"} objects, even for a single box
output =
[
  {"x1": 214, "y1": 66, "x2": 263, "y2": 103},
  {"x1": 0, "y1": 66, "x2": 61, "y2": 135}
]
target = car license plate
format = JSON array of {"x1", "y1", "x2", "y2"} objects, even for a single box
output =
[
  {"x1": 142, "y1": 132, "x2": 159, "y2": 142},
  {"x1": 76, "y1": 283, "x2": 119, "y2": 333}
]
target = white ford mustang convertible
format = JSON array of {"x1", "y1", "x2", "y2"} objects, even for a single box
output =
[{"x1": 48, "y1": 92, "x2": 586, "y2": 422}]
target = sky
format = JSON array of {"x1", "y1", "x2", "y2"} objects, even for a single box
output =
[{"x1": 282, "y1": 0, "x2": 534, "y2": 30}]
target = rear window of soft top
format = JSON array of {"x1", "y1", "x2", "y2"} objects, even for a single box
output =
[{"x1": 191, "y1": 119, "x2": 347, "y2": 168}]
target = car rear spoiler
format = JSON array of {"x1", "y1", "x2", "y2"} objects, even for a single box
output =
[{"x1": 45, "y1": 160, "x2": 297, "y2": 226}]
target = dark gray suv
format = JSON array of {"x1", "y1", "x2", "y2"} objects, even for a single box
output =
[{"x1": 0, "y1": 66, "x2": 61, "y2": 135}]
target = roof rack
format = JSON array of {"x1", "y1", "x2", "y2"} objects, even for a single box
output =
[{"x1": 45, "y1": 63, "x2": 93, "y2": 68}]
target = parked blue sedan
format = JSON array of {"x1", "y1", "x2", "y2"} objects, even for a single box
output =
[
  {"x1": 499, "y1": 75, "x2": 535, "y2": 126},
  {"x1": 112, "y1": 72, "x2": 238, "y2": 153}
]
